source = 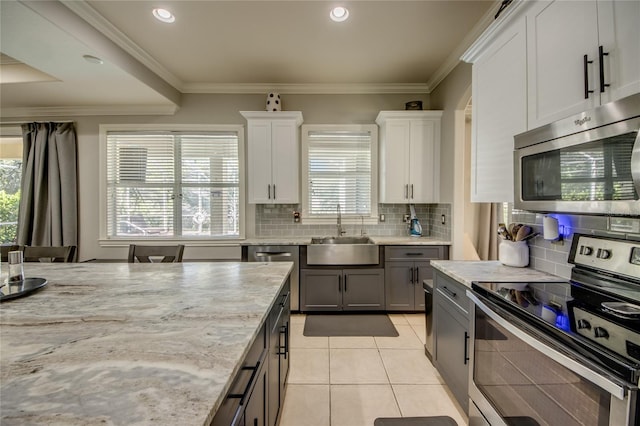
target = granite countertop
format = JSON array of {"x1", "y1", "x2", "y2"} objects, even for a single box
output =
[
  {"x1": 0, "y1": 262, "x2": 293, "y2": 425},
  {"x1": 242, "y1": 236, "x2": 451, "y2": 246},
  {"x1": 430, "y1": 260, "x2": 564, "y2": 288}
]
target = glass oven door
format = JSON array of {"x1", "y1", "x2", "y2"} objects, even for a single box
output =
[{"x1": 467, "y1": 291, "x2": 636, "y2": 426}]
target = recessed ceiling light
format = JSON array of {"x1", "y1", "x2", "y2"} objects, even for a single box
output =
[
  {"x1": 330, "y1": 6, "x2": 349, "y2": 22},
  {"x1": 153, "y1": 8, "x2": 175, "y2": 23},
  {"x1": 83, "y1": 55, "x2": 103, "y2": 65}
]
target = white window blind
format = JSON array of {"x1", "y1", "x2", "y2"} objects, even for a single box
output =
[
  {"x1": 106, "y1": 131, "x2": 240, "y2": 238},
  {"x1": 306, "y1": 129, "x2": 374, "y2": 216}
]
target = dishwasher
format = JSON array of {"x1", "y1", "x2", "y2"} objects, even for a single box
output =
[
  {"x1": 422, "y1": 279, "x2": 434, "y2": 361},
  {"x1": 245, "y1": 245, "x2": 300, "y2": 311}
]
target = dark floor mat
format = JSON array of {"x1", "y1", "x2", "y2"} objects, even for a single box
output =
[
  {"x1": 374, "y1": 416, "x2": 458, "y2": 426},
  {"x1": 303, "y1": 314, "x2": 399, "y2": 337}
]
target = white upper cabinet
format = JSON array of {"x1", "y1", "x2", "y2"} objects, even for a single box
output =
[
  {"x1": 527, "y1": 0, "x2": 640, "y2": 128},
  {"x1": 470, "y1": 15, "x2": 527, "y2": 203},
  {"x1": 462, "y1": 0, "x2": 639, "y2": 203},
  {"x1": 376, "y1": 111, "x2": 442, "y2": 204},
  {"x1": 241, "y1": 111, "x2": 303, "y2": 204}
]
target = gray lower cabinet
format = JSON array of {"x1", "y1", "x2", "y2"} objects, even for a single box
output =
[
  {"x1": 268, "y1": 281, "x2": 290, "y2": 426},
  {"x1": 433, "y1": 270, "x2": 470, "y2": 414},
  {"x1": 212, "y1": 278, "x2": 291, "y2": 426},
  {"x1": 300, "y1": 269, "x2": 384, "y2": 312},
  {"x1": 385, "y1": 246, "x2": 448, "y2": 311}
]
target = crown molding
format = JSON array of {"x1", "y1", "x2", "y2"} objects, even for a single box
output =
[
  {"x1": 427, "y1": 0, "x2": 502, "y2": 90},
  {"x1": 183, "y1": 82, "x2": 432, "y2": 95},
  {"x1": 461, "y1": 0, "x2": 531, "y2": 63},
  {"x1": 0, "y1": 104, "x2": 179, "y2": 118},
  {"x1": 61, "y1": 0, "x2": 184, "y2": 91}
]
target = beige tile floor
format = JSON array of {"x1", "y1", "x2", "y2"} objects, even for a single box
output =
[{"x1": 279, "y1": 313, "x2": 468, "y2": 426}]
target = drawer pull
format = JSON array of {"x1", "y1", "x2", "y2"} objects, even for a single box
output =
[
  {"x1": 442, "y1": 286, "x2": 457, "y2": 298},
  {"x1": 464, "y1": 331, "x2": 470, "y2": 365},
  {"x1": 405, "y1": 252, "x2": 423, "y2": 256}
]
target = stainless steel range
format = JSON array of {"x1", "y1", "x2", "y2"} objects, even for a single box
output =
[{"x1": 467, "y1": 233, "x2": 639, "y2": 426}]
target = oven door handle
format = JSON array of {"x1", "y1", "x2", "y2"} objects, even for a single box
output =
[{"x1": 466, "y1": 290, "x2": 627, "y2": 400}]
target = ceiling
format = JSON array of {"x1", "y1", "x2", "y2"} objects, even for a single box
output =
[{"x1": 0, "y1": 0, "x2": 498, "y2": 117}]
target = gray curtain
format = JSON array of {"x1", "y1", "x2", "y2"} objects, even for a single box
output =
[
  {"x1": 17, "y1": 122, "x2": 77, "y2": 250},
  {"x1": 475, "y1": 203, "x2": 500, "y2": 261}
]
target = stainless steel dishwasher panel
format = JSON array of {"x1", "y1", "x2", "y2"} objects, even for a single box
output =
[
  {"x1": 247, "y1": 245, "x2": 300, "y2": 311},
  {"x1": 422, "y1": 279, "x2": 434, "y2": 361}
]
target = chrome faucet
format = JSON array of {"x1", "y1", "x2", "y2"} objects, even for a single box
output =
[{"x1": 337, "y1": 203, "x2": 345, "y2": 236}]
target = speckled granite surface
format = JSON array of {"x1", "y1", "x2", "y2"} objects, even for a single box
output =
[
  {"x1": 0, "y1": 262, "x2": 292, "y2": 426},
  {"x1": 430, "y1": 260, "x2": 564, "y2": 288},
  {"x1": 241, "y1": 236, "x2": 450, "y2": 246}
]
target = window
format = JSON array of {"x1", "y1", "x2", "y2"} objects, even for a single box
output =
[
  {"x1": 0, "y1": 134, "x2": 22, "y2": 244},
  {"x1": 102, "y1": 126, "x2": 243, "y2": 240},
  {"x1": 301, "y1": 125, "x2": 378, "y2": 223}
]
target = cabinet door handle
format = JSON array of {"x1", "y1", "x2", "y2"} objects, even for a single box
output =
[
  {"x1": 464, "y1": 331, "x2": 470, "y2": 365},
  {"x1": 338, "y1": 275, "x2": 342, "y2": 292},
  {"x1": 273, "y1": 184, "x2": 276, "y2": 199},
  {"x1": 279, "y1": 324, "x2": 289, "y2": 359},
  {"x1": 414, "y1": 267, "x2": 419, "y2": 284},
  {"x1": 409, "y1": 267, "x2": 414, "y2": 284},
  {"x1": 584, "y1": 54, "x2": 594, "y2": 99},
  {"x1": 228, "y1": 362, "x2": 260, "y2": 405},
  {"x1": 405, "y1": 184, "x2": 409, "y2": 199},
  {"x1": 442, "y1": 286, "x2": 457, "y2": 298},
  {"x1": 344, "y1": 275, "x2": 348, "y2": 292},
  {"x1": 410, "y1": 184, "x2": 414, "y2": 199},
  {"x1": 598, "y1": 45, "x2": 610, "y2": 93},
  {"x1": 267, "y1": 184, "x2": 271, "y2": 199}
]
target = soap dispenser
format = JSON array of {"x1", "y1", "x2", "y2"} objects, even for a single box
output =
[{"x1": 409, "y1": 204, "x2": 422, "y2": 237}]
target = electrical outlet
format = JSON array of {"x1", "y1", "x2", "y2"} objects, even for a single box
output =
[
  {"x1": 379, "y1": 214, "x2": 385, "y2": 222},
  {"x1": 441, "y1": 214, "x2": 446, "y2": 225},
  {"x1": 403, "y1": 214, "x2": 411, "y2": 223}
]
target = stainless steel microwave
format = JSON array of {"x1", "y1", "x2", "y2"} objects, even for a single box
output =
[{"x1": 514, "y1": 93, "x2": 640, "y2": 216}]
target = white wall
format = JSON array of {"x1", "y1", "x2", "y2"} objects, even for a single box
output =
[
  {"x1": 15, "y1": 93, "x2": 432, "y2": 261},
  {"x1": 429, "y1": 62, "x2": 473, "y2": 259}
]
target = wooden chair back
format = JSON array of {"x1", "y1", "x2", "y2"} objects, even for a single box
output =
[
  {"x1": 127, "y1": 244, "x2": 184, "y2": 263},
  {"x1": 23, "y1": 246, "x2": 76, "y2": 263},
  {"x1": 1, "y1": 244, "x2": 20, "y2": 262}
]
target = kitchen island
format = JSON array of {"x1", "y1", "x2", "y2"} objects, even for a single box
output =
[{"x1": 0, "y1": 262, "x2": 293, "y2": 425}]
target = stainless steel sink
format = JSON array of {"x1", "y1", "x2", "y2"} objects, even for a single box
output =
[
  {"x1": 306, "y1": 236, "x2": 379, "y2": 265},
  {"x1": 310, "y1": 236, "x2": 373, "y2": 245}
]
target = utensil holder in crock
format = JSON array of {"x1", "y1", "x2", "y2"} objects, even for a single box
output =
[{"x1": 499, "y1": 240, "x2": 529, "y2": 267}]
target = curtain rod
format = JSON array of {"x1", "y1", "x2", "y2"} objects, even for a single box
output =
[{"x1": 1, "y1": 120, "x2": 75, "y2": 125}]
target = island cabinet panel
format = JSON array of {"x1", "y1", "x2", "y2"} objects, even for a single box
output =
[
  {"x1": 268, "y1": 281, "x2": 291, "y2": 426},
  {"x1": 211, "y1": 324, "x2": 267, "y2": 426},
  {"x1": 384, "y1": 246, "x2": 448, "y2": 312},
  {"x1": 433, "y1": 270, "x2": 470, "y2": 415},
  {"x1": 300, "y1": 269, "x2": 384, "y2": 312},
  {"x1": 213, "y1": 278, "x2": 291, "y2": 426}
]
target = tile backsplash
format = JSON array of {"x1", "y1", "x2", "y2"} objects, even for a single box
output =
[
  {"x1": 255, "y1": 203, "x2": 451, "y2": 240},
  {"x1": 511, "y1": 209, "x2": 640, "y2": 279}
]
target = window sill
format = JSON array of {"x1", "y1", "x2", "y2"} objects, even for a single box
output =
[{"x1": 98, "y1": 238, "x2": 244, "y2": 247}]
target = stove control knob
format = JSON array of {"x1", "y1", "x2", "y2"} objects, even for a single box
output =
[
  {"x1": 577, "y1": 319, "x2": 591, "y2": 330},
  {"x1": 580, "y1": 246, "x2": 594, "y2": 256},
  {"x1": 597, "y1": 249, "x2": 612, "y2": 259},
  {"x1": 594, "y1": 327, "x2": 609, "y2": 339}
]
